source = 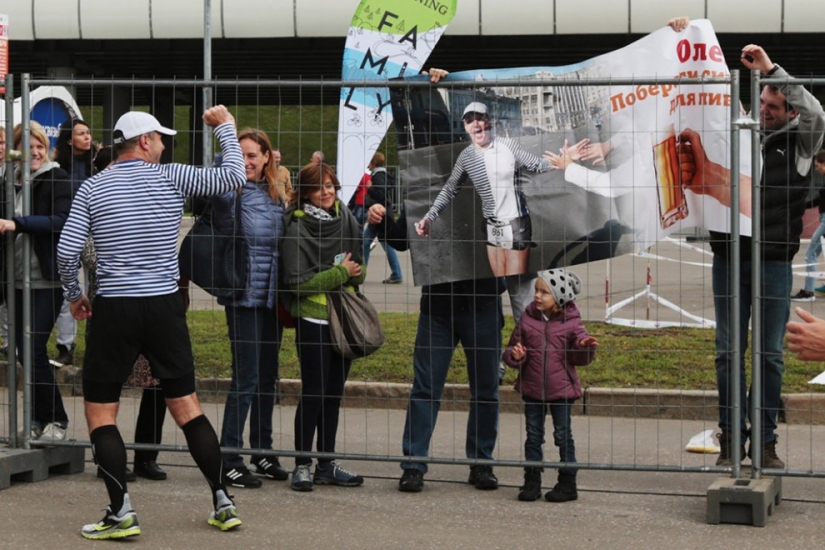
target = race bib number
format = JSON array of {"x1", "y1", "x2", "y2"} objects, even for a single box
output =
[{"x1": 487, "y1": 222, "x2": 514, "y2": 249}]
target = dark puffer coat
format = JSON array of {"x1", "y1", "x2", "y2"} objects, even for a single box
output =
[
  {"x1": 12, "y1": 165, "x2": 75, "y2": 282},
  {"x1": 503, "y1": 301, "x2": 595, "y2": 402}
]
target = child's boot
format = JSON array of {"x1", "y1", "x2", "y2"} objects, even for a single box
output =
[
  {"x1": 544, "y1": 472, "x2": 577, "y2": 502},
  {"x1": 517, "y1": 467, "x2": 542, "y2": 502}
]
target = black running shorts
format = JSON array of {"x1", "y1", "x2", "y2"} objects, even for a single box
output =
[{"x1": 82, "y1": 292, "x2": 195, "y2": 385}]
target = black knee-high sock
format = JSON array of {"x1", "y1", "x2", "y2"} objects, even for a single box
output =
[
  {"x1": 90, "y1": 425, "x2": 128, "y2": 514},
  {"x1": 181, "y1": 414, "x2": 226, "y2": 507}
]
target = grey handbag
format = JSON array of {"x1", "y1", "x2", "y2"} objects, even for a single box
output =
[{"x1": 327, "y1": 287, "x2": 384, "y2": 359}]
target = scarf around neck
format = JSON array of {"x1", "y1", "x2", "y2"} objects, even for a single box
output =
[{"x1": 281, "y1": 199, "x2": 363, "y2": 286}]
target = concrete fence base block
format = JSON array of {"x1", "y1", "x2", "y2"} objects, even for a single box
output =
[
  {"x1": 706, "y1": 476, "x2": 782, "y2": 527},
  {"x1": 0, "y1": 445, "x2": 85, "y2": 490}
]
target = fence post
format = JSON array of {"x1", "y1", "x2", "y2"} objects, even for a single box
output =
[
  {"x1": 19, "y1": 73, "x2": 34, "y2": 450},
  {"x1": 3, "y1": 73, "x2": 15, "y2": 448}
]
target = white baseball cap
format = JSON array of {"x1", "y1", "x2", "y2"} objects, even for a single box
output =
[
  {"x1": 462, "y1": 102, "x2": 489, "y2": 118},
  {"x1": 113, "y1": 111, "x2": 177, "y2": 144}
]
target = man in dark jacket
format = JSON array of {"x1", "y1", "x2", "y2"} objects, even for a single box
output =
[
  {"x1": 679, "y1": 45, "x2": 825, "y2": 469},
  {"x1": 362, "y1": 152, "x2": 404, "y2": 283},
  {"x1": 368, "y1": 202, "x2": 503, "y2": 492}
]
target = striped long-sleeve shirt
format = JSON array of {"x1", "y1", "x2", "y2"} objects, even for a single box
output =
[
  {"x1": 57, "y1": 122, "x2": 245, "y2": 301},
  {"x1": 423, "y1": 136, "x2": 551, "y2": 224}
]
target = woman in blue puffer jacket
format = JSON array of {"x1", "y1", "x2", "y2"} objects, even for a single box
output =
[{"x1": 210, "y1": 128, "x2": 288, "y2": 488}]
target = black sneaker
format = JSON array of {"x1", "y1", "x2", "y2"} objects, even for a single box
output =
[
  {"x1": 51, "y1": 343, "x2": 75, "y2": 367},
  {"x1": 134, "y1": 461, "x2": 167, "y2": 480},
  {"x1": 398, "y1": 468, "x2": 424, "y2": 492},
  {"x1": 468, "y1": 465, "x2": 498, "y2": 490},
  {"x1": 224, "y1": 465, "x2": 262, "y2": 489},
  {"x1": 249, "y1": 455, "x2": 289, "y2": 481},
  {"x1": 791, "y1": 289, "x2": 815, "y2": 302}
]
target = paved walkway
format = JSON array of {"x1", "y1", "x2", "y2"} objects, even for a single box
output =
[
  {"x1": 4, "y1": 395, "x2": 825, "y2": 547},
  {"x1": 5, "y1": 236, "x2": 825, "y2": 546}
]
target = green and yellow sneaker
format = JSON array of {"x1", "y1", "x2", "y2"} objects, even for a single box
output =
[
  {"x1": 208, "y1": 503, "x2": 242, "y2": 531},
  {"x1": 81, "y1": 507, "x2": 140, "y2": 540}
]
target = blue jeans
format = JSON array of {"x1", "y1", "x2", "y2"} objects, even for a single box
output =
[
  {"x1": 363, "y1": 222, "x2": 403, "y2": 281},
  {"x1": 804, "y1": 214, "x2": 825, "y2": 291},
  {"x1": 712, "y1": 256, "x2": 790, "y2": 444},
  {"x1": 352, "y1": 205, "x2": 366, "y2": 226},
  {"x1": 523, "y1": 396, "x2": 577, "y2": 476},
  {"x1": 294, "y1": 319, "x2": 352, "y2": 466},
  {"x1": 15, "y1": 288, "x2": 68, "y2": 429},
  {"x1": 401, "y1": 298, "x2": 501, "y2": 473},
  {"x1": 220, "y1": 305, "x2": 282, "y2": 469}
]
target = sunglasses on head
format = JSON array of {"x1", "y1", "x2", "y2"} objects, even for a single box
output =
[{"x1": 463, "y1": 113, "x2": 488, "y2": 123}]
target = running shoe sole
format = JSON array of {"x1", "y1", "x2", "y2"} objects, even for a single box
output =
[
  {"x1": 208, "y1": 507, "x2": 242, "y2": 531},
  {"x1": 81, "y1": 513, "x2": 141, "y2": 540},
  {"x1": 314, "y1": 473, "x2": 364, "y2": 486}
]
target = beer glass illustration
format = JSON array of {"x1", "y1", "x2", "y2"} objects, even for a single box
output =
[{"x1": 652, "y1": 126, "x2": 688, "y2": 229}]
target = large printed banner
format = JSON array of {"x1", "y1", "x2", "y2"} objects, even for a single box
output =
[
  {"x1": 0, "y1": 14, "x2": 8, "y2": 95},
  {"x1": 394, "y1": 19, "x2": 752, "y2": 286},
  {"x1": 337, "y1": 0, "x2": 456, "y2": 198}
]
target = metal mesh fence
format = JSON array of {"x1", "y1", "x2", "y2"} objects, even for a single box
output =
[{"x1": 2, "y1": 71, "x2": 825, "y2": 491}]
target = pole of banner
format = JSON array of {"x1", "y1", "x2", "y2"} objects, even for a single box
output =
[
  {"x1": 749, "y1": 68, "x2": 763, "y2": 480},
  {"x1": 646, "y1": 260, "x2": 651, "y2": 321},
  {"x1": 604, "y1": 257, "x2": 611, "y2": 322},
  {"x1": 202, "y1": 0, "x2": 213, "y2": 166},
  {"x1": 4, "y1": 74, "x2": 16, "y2": 449}
]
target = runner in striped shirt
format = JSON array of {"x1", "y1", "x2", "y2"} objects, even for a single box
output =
[{"x1": 57, "y1": 105, "x2": 247, "y2": 539}]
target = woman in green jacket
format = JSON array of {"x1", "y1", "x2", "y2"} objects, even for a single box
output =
[{"x1": 281, "y1": 161, "x2": 367, "y2": 491}]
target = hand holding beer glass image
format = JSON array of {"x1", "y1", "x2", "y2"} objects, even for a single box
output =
[
  {"x1": 652, "y1": 126, "x2": 689, "y2": 229},
  {"x1": 677, "y1": 128, "x2": 753, "y2": 218}
]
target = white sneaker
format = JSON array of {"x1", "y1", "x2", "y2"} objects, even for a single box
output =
[
  {"x1": 40, "y1": 422, "x2": 67, "y2": 441},
  {"x1": 17, "y1": 425, "x2": 43, "y2": 440}
]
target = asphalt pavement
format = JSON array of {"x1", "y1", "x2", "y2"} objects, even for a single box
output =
[
  {"x1": 4, "y1": 396, "x2": 825, "y2": 549},
  {"x1": 5, "y1": 236, "x2": 825, "y2": 547}
]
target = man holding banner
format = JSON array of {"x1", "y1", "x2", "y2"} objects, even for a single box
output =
[
  {"x1": 369, "y1": 202, "x2": 503, "y2": 493},
  {"x1": 680, "y1": 44, "x2": 825, "y2": 468}
]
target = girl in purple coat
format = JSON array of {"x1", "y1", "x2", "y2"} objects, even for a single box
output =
[{"x1": 503, "y1": 269, "x2": 598, "y2": 503}]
